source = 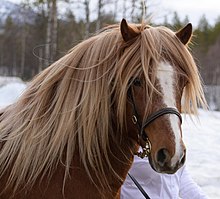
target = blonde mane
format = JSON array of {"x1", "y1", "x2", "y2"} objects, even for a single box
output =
[{"x1": 0, "y1": 22, "x2": 206, "y2": 194}]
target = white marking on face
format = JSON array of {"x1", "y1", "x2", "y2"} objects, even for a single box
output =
[{"x1": 156, "y1": 61, "x2": 182, "y2": 167}]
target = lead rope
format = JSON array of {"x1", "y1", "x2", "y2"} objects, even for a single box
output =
[{"x1": 128, "y1": 173, "x2": 151, "y2": 199}]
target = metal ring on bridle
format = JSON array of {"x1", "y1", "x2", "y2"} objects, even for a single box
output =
[{"x1": 132, "y1": 115, "x2": 137, "y2": 124}]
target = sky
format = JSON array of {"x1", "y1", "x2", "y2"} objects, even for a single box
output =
[
  {"x1": 7, "y1": 0, "x2": 220, "y2": 27},
  {"x1": 155, "y1": 0, "x2": 220, "y2": 26}
]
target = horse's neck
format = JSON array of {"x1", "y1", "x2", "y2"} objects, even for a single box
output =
[
  {"x1": 60, "y1": 138, "x2": 138, "y2": 199},
  {"x1": 102, "y1": 114, "x2": 139, "y2": 196},
  {"x1": 0, "y1": 107, "x2": 139, "y2": 198},
  {"x1": 0, "y1": 140, "x2": 138, "y2": 199},
  {"x1": 106, "y1": 137, "x2": 139, "y2": 195}
]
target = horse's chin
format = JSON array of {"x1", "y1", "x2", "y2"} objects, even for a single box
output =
[{"x1": 148, "y1": 154, "x2": 182, "y2": 174}]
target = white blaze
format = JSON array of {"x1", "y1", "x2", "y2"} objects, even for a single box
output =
[{"x1": 156, "y1": 61, "x2": 182, "y2": 167}]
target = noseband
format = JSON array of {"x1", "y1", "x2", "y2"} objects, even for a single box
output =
[{"x1": 128, "y1": 87, "x2": 182, "y2": 158}]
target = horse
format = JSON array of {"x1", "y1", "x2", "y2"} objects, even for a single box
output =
[{"x1": 0, "y1": 19, "x2": 206, "y2": 199}]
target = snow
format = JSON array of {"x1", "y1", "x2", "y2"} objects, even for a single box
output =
[
  {"x1": 0, "y1": 77, "x2": 219, "y2": 198},
  {"x1": 0, "y1": 76, "x2": 24, "y2": 86},
  {"x1": 0, "y1": 77, "x2": 26, "y2": 108},
  {"x1": 183, "y1": 111, "x2": 220, "y2": 199}
]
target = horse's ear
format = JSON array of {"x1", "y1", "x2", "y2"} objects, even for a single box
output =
[
  {"x1": 176, "y1": 23, "x2": 192, "y2": 45},
  {"x1": 120, "y1": 19, "x2": 139, "y2": 42}
]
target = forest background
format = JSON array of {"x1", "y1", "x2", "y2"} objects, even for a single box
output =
[{"x1": 1, "y1": 0, "x2": 220, "y2": 109}]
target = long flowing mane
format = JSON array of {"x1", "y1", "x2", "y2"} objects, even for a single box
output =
[{"x1": 0, "y1": 22, "x2": 206, "y2": 195}]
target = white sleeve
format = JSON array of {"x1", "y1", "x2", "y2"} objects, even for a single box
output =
[{"x1": 179, "y1": 166, "x2": 209, "y2": 199}]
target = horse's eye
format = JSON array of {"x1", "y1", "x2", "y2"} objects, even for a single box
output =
[{"x1": 133, "y1": 78, "x2": 142, "y2": 87}]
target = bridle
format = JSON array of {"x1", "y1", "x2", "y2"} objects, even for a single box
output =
[
  {"x1": 127, "y1": 84, "x2": 183, "y2": 199},
  {"x1": 127, "y1": 83, "x2": 182, "y2": 158}
]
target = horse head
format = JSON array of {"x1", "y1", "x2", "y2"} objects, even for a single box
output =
[{"x1": 120, "y1": 19, "x2": 193, "y2": 174}]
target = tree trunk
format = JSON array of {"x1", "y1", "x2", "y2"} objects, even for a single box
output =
[
  {"x1": 84, "y1": 0, "x2": 90, "y2": 38},
  {"x1": 51, "y1": 0, "x2": 57, "y2": 61},
  {"x1": 45, "y1": 0, "x2": 53, "y2": 68},
  {"x1": 0, "y1": 40, "x2": 3, "y2": 69},
  {"x1": 44, "y1": 0, "x2": 57, "y2": 69},
  {"x1": 39, "y1": 48, "x2": 43, "y2": 73},
  {"x1": 131, "y1": 0, "x2": 135, "y2": 22},
  {"x1": 96, "y1": 0, "x2": 102, "y2": 31},
  {"x1": 122, "y1": 0, "x2": 126, "y2": 18},
  {"x1": 113, "y1": 0, "x2": 118, "y2": 21},
  {"x1": 21, "y1": 25, "x2": 27, "y2": 76}
]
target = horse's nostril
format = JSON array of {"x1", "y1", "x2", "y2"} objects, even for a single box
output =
[
  {"x1": 157, "y1": 148, "x2": 169, "y2": 167},
  {"x1": 180, "y1": 153, "x2": 186, "y2": 165}
]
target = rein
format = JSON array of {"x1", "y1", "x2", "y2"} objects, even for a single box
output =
[{"x1": 127, "y1": 86, "x2": 182, "y2": 199}]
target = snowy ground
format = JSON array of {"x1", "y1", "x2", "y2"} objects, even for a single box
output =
[
  {"x1": 0, "y1": 77, "x2": 219, "y2": 198},
  {"x1": 183, "y1": 112, "x2": 220, "y2": 199},
  {"x1": 0, "y1": 78, "x2": 26, "y2": 108}
]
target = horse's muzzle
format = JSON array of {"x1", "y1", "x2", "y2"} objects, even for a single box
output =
[{"x1": 149, "y1": 148, "x2": 186, "y2": 174}]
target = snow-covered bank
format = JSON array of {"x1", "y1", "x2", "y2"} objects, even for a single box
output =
[
  {"x1": 0, "y1": 78, "x2": 26, "y2": 108},
  {"x1": 183, "y1": 111, "x2": 220, "y2": 199},
  {"x1": 0, "y1": 76, "x2": 24, "y2": 87},
  {"x1": 0, "y1": 77, "x2": 219, "y2": 198}
]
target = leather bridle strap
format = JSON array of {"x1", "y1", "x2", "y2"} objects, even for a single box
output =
[
  {"x1": 142, "y1": 107, "x2": 182, "y2": 129},
  {"x1": 127, "y1": 87, "x2": 142, "y2": 131},
  {"x1": 128, "y1": 87, "x2": 182, "y2": 144},
  {"x1": 140, "y1": 107, "x2": 182, "y2": 140}
]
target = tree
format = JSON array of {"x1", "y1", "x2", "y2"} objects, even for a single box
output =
[
  {"x1": 57, "y1": 10, "x2": 83, "y2": 53},
  {"x1": 209, "y1": 16, "x2": 220, "y2": 45},
  {"x1": 2, "y1": 16, "x2": 18, "y2": 76},
  {"x1": 84, "y1": 0, "x2": 90, "y2": 38},
  {"x1": 172, "y1": 11, "x2": 182, "y2": 30},
  {"x1": 195, "y1": 15, "x2": 211, "y2": 52},
  {"x1": 44, "y1": 0, "x2": 58, "y2": 68},
  {"x1": 113, "y1": 0, "x2": 118, "y2": 21},
  {"x1": 96, "y1": 0, "x2": 103, "y2": 31},
  {"x1": 183, "y1": 15, "x2": 189, "y2": 25}
]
